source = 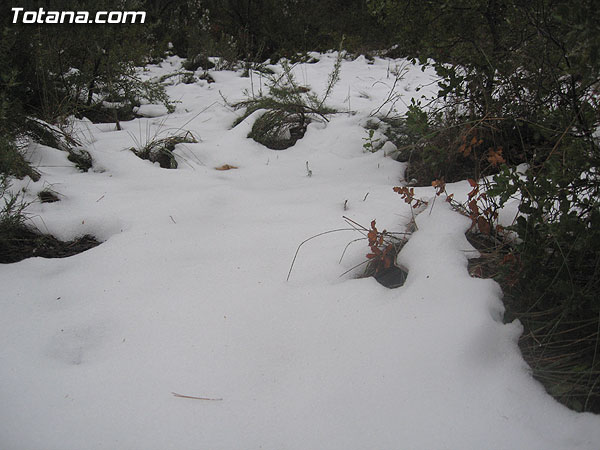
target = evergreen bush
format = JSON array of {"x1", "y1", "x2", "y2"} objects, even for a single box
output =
[{"x1": 233, "y1": 57, "x2": 340, "y2": 150}]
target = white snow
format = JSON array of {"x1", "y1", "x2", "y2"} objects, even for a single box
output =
[
  {"x1": 133, "y1": 104, "x2": 170, "y2": 118},
  {"x1": 1, "y1": 53, "x2": 599, "y2": 450}
]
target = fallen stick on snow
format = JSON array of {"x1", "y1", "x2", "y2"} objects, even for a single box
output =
[{"x1": 171, "y1": 392, "x2": 223, "y2": 401}]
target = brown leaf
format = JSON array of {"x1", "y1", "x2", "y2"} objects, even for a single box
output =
[
  {"x1": 487, "y1": 148, "x2": 505, "y2": 167},
  {"x1": 215, "y1": 164, "x2": 238, "y2": 171},
  {"x1": 459, "y1": 142, "x2": 472, "y2": 157},
  {"x1": 367, "y1": 230, "x2": 378, "y2": 245},
  {"x1": 469, "y1": 199, "x2": 479, "y2": 216},
  {"x1": 477, "y1": 216, "x2": 491, "y2": 235},
  {"x1": 432, "y1": 178, "x2": 446, "y2": 196}
]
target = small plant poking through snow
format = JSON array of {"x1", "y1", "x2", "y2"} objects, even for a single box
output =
[
  {"x1": 369, "y1": 62, "x2": 410, "y2": 119},
  {"x1": 393, "y1": 177, "x2": 502, "y2": 238},
  {"x1": 130, "y1": 130, "x2": 197, "y2": 169},
  {"x1": 1, "y1": 175, "x2": 29, "y2": 233},
  {"x1": 232, "y1": 53, "x2": 342, "y2": 150},
  {"x1": 1, "y1": 176, "x2": 100, "y2": 264},
  {"x1": 365, "y1": 219, "x2": 397, "y2": 273},
  {"x1": 67, "y1": 148, "x2": 93, "y2": 172},
  {"x1": 342, "y1": 216, "x2": 409, "y2": 288},
  {"x1": 38, "y1": 188, "x2": 60, "y2": 203},
  {"x1": 428, "y1": 178, "x2": 502, "y2": 237},
  {"x1": 362, "y1": 129, "x2": 380, "y2": 153},
  {"x1": 288, "y1": 214, "x2": 409, "y2": 289}
]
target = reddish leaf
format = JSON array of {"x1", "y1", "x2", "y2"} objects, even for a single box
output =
[
  {"x1": 468, "y1": 199, "x2": 479, "y2": 216},
  {"x1": 432, "y1": 178, "x2": 446, "y2": 196},
  {"x1": 477, "y1": 216, "x2": 491, "y2": 235},
  {"x1": 487, "y1": 148, "x2": 505, "y2": 167}
]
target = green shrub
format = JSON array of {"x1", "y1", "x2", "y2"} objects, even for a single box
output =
[
  {"x1": 385, "y1": 104, "x2": 510, "y2": 184},
  {"x1": 233, "y1": 57, "x2": 340, "y2": 150},
  {"x1": 489, "y1": 134, "x2": 600, "y2": 411},
  {"x1": 371, "y1": 0, "x2": 600, "y2": 411}
]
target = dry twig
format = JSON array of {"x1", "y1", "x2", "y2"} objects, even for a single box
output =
[{"x1": 171, "y1": 392, "x2": 223, "y2": 401}]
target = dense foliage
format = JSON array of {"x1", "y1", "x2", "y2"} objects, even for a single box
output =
[
  {"x1": 147, "y1": 0, "x2": 389, "y2": 61},
  {"x1": 369, "y1": 0, "x2": 599, "y2": 411},
  {"x1": 0, "y1": 0, "x2": 391, "y2": 144}
]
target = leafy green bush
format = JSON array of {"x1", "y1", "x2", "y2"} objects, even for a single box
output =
[
  {"x1": 371, "y1": 0, "x2": 600, "y2": 411},
  {"x1": 384, "y1": 103, "x2": 510, "y2": 184},
  {"x1": 489, "y1": 136, "x2": 600, "y2": 411}
]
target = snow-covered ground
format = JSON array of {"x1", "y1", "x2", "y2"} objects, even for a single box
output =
[{"x1": 1, "y1": 53, "x2": 599, "y2": 450}]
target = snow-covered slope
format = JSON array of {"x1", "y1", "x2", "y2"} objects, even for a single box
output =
[{"x1": 1, "y1": 53, "x2": 598, "y2": 450}]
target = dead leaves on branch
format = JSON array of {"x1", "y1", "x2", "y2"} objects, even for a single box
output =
[
  {"x1": 458, "y1": 129, "x2": 483, "y2": 158},
  {"x1": 392, "y1": 175, "x2": 502, "y2": 237},
  {"x1": 465, "y1": 178, "x2": 499, "y2": 236},
  {"x1": 366, "y1": 220, "x2": 396, "y2": 273},
  {"x1": 458, "y1": 122, "x2": 506, "y2": 171},
  {"x1": 393, "y1": 186, "x2": 427, "y2": 209}
]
